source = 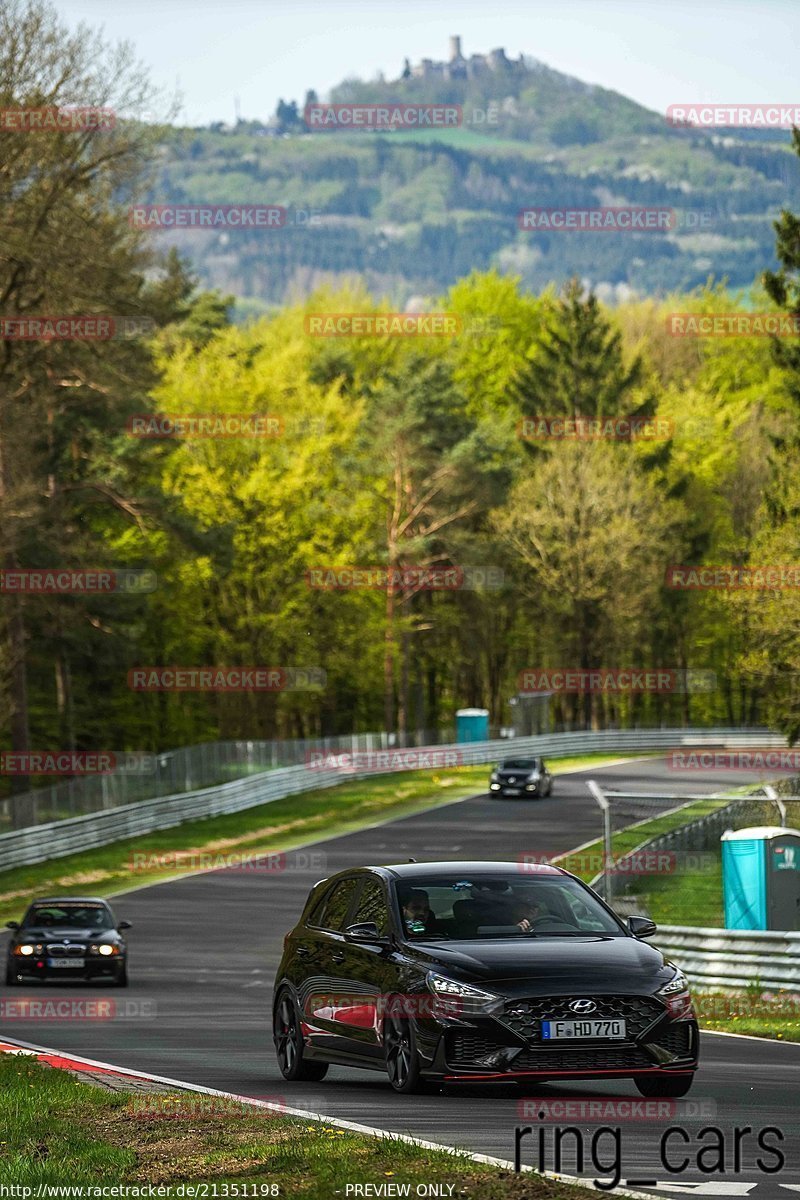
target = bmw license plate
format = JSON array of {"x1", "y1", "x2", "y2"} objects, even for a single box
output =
[
  {"x1": 504, "y1": 788, "x2": 521, "y2": 796},
  {"x1": 542, "y1": 1018, "x2": 626, "y2": 1039},
  {"x1": 47, "y1": 957, "x2": 84, "y2": 968}
]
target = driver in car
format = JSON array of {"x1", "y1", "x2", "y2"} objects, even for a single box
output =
[
  {"x1": 509, "y1": 897, "x2": 545, "y2": 931},
  {"x1": 401, "y1": 889, "x2": 439, "y2": 934}
]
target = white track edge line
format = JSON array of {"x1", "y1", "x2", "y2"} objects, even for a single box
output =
[
  {"x1": 699, "y1": 1028, "x2": 800, "y2": 1045},
  {"x1": 0, "y1": 1032, "x2": 661, "y2": 1199}
]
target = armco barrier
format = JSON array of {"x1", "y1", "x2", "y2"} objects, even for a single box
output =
[
  {"x1": 0, "y1": 727, "x2": 787, "y2": 872},
  {"x1": 654, "y1": 925, "x2": 800, "y2": 991}
]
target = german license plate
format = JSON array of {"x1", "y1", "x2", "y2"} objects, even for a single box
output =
[
  {"x1": 542, "y1": 1018, "x2": 626, "y2": 1040},
  {"x1": 504, "y1": 789, "x2": 521, "y2": 796},
  {"x1": 47, "y1": 957, "x2": 84, "y2": 968}
]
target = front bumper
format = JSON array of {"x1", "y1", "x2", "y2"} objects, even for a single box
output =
[
  {"x1": 490, "y1": 782, "x2": 541, "y2": 796},
  {"x1": 412, "y1": 991, "x2": 699, "y2": 1082},
  {"x1": 8, "y1": 957, "x2": 125, "y2": 982}
]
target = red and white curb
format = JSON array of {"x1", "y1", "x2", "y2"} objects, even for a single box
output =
[{"x1": 0, "y1": 1033, "x2": 665, "y2": 1198}]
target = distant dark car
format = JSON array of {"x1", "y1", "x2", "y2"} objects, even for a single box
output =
[
  {"x1": 5, "y1": 897, "x2": 130, "y2": 987},
  {"x1": 272, "y1": 861, "x2": 698, "y2": 1095},
  {"x1": 489, "y1": 756, "x2": 552, "y2": 798}
]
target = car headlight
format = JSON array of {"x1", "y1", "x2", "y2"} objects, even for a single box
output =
[
  {"x1": 426, "y1": 971, "x2": 502, "y2": 1015},
  {"x1": 16, "y1": 944, "x2": 35, "y2": 956},
  {"x1": 658, "y1": 969, "x2": 689, "y2": 997},
  {"x1": 659, "y1": 969, "x2": 694, "y2": 1019},
  {"x1": 90, "y1": 943, "x2": 119, "y2": 957}
]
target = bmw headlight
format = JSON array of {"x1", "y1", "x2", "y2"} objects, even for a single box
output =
[
  {"x1": 90, "y1": 943, "x2": 118, "y2": 957},
  {"x1": 658, "y1": 969, "x2": 689, "y2": 997},
  {"x1": 426, "y1": 971, "x2": 502, "y2": 1015},
  {"x1": 17, "y1": 944, "x2": 34, "y2": 956}
]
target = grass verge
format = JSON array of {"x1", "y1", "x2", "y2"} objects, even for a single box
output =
[
  {"x1": 694, "y1": 989, "x2": 800, "y2": 1042},
  {"x1": 554, "y1": 794, "x2": 800, "y2": 1042},
  {"x1": 0, "y1": 753, "x2": 636, "y2": 926},
  {"x1": 554, "y1": 793, "x2": 739, "y2": 886},
  {"x1": 0, "y1": 1055, "x2": 580, "y2": 1198},
  {"x1": 620, "y1": 797, "x2": 800, "y2": 929}
]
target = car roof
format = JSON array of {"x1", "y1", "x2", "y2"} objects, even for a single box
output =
[
  {"x1": 375, "y1": 861, "x2": 566, "y2": 879},
  {"x1": 308, "y1": 861, "x2": 570, "y2": 896},
  {"x1": 27, "y1": 897, "x2": 112, "y2": 905}
]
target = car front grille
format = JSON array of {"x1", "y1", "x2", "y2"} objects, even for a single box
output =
[
  {"x1": 45, "y1": 943, "x2": 86, "y2": 957},
  {"x1": 513, "y1": 1045, "x2": 653, "y2": 1071},
  {"x1": 445, "y1": 1033, "x2": 652, "y2": 1072},
  {"x1": 502, "y1": 994, "x2": 664, "y2": 1041}
]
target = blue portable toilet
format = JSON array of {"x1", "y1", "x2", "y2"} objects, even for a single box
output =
[
  {"x1": 721, "y1": 826, "x2": 800, "y2": 931},
  {"x1": 456, "y1": 708, "x2": 489, "y2": 743}
]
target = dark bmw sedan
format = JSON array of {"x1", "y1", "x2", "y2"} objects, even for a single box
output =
[
  {"x1": 5, "y1": 897, "x2": 130, "y2": 987},
  {"x1": 273, "y1": 861, "x2": 698, "y2": 1095}
]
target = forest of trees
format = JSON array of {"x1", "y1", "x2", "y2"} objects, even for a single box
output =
[
  {"x1": 153, "y1": 122, "x2": 789, "y2": 304},
  {"x1": 3, "y1": 2, "x2": 800, "y2": 796}
]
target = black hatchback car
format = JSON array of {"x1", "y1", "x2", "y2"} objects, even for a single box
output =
[
  {"x1": 489, "y1": 757, "x2": 553, "y2": 798},
  {"x1": 5, "y1": 897, "x2": 130, "y2": 986},
  {"x1": 273, "y1": 861, "x2": 698, "y2": 1095}
]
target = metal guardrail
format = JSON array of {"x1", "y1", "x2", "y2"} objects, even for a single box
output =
[
  {"x1": 0, "y1": 727, "x2": 787, "y2": 872},
  {"x1": 654, "y1": 925, "x2": 800, "y2": 991},
  {"x1": 0, "y1": 729, "x2": 457, "y2": 832},
  {"x1": 1, "y1": 724, "x2": 784, "y2": 832}
]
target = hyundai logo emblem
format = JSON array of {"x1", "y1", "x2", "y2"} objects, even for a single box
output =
[{"x1": 569, "y1": 999, "x2": 596, "y2": 1014}]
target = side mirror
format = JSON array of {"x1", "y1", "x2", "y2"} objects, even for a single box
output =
[
  {"x1": 117, "y1": 920, "x2": 132, "y2": 931},
  {"x1": 344, "y1": 921, "x2": 386, "y2": 944},
  {"x1": 628, "y1": 915, "x2": 657, "y2": 938},
  {"x1": 5, "y1": 921, "x2": 19, "y2": 930}
]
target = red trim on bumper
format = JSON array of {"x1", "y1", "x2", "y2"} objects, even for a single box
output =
[{"x1": 443, "y1": 1067, "x2": 696, "y2": 1080}]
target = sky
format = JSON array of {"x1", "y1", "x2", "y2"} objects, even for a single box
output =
[{"x1": 54, "y1": 0, "x2": 797, "y2": 128}]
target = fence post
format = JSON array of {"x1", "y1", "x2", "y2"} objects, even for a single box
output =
[
  {"x1": 763, "y1": 785, "x2": 787, "y2": 828},
  {"x1": 587, "y1": 780, "x2": 613, "y2": 903}
]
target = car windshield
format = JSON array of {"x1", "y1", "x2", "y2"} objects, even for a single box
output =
[
  {"x1": 501, "y1": 759, "x2": 539, "y2": 769},
  {"x1": 396, "y1": 874, "x2": 622, "y2": 940},
  {"x1": 23, "y1": 904, "x2": 113, "y2": 930}
]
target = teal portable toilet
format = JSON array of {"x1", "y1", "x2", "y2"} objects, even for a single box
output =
[
  {"x1": 722, "y1": 826, "x2": 800, "y2": 931},
  {"x1": 456, "y1": 708, "x2": 489, "y2": 743}
]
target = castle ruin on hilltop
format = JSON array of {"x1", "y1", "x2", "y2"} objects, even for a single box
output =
[{"x1": 400, "y1": 36, "x2": 526, "y2": 82}]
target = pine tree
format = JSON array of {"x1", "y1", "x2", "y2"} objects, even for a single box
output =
[{"x1": 510, "y1": 278, "x2": 643, "y2": 427}]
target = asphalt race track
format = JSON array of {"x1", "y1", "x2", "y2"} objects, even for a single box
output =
[{"x1": 2, "y1": 756, "x2": 799, "y2": 1197}]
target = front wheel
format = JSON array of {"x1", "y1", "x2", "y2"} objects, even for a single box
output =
[
  {"x1": 635, "y1": 1073, "x2": 694, "y2": 1098},
  {"x1": 115, "y1": 964, "x2": 129, "y2": 988},
  {"x1": 274, "y1": 989, "x2": 329, "y2": 1082},
  {"x1": 384, "y1": 1013, "x2": 426, "y2": 1093}
]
